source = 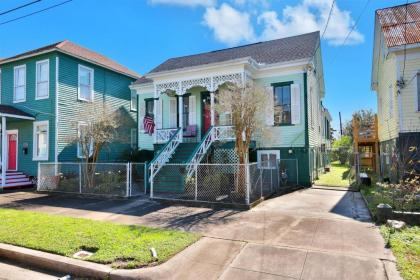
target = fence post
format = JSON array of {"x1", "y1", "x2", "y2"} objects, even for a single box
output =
[
  {"x1": 144, "y1": 162, "x2": 148, "y2": 195},
  {"x1": 245, "y1": 164, "x2": 250, "y2": 205},
  {"x1": 194, "y1": 164, "x2": 198, "y2": 201},
  {"x1": 79, "y1": 163, "x2": 82, "y2": 193},
  {"x1": 126, "y1": 163, "x2": 130, "y2": 198}
]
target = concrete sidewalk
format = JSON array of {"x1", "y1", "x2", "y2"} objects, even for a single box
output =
[{"x1": 0, "y1": 188, "x2": 401, "y2": 280}]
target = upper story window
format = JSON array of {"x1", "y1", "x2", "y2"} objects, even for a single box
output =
[
  {"x1": 145, "y1": 99, "x2": 154, "y2": 118},
  {"x1": 36, "y1": 60, "x2": 49, "y2": 100},
  {"x1": 274, "y1": 83, "x2": 292, "y2": 125},
  {"x1": 33, "y1": 121, "x2": 49, "y2": 161},
  {"x1": 131, "y1": 91, "x2": 138, "y2": 111},
  {"x1": 78, "y1": 65, "x2": 94, "y2": 102},
  {"x1": 13, "y1": 65, "x2": 26, "y2": 103}
]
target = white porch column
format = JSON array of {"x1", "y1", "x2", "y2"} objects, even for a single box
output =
[
  {"x1": 178, "y1": 95, "x2": 183, "y2": 140},
  {"x1": 210, "y1": 91, "x2": 215, "y2": 126},
  {"x1": 1, "y1": 117, "x2": 6, "y2": 190}
]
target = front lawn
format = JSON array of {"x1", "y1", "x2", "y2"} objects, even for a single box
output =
[
  {"x1": 0, "y1": 208, "x2": 199, "y2": 269},
  {"x1": 314, "y1": 161, "x2": 350, "y2": 187},
  {"x1": 380, "y1": 225, "x2": 420, "y2": 280}
]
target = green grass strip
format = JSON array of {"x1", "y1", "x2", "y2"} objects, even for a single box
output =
[
  {"x1": 380, "y1": 225, "x2": 420, "y2": 280},
  {"x1": 0, "y1": 208, "x2": 199, "y2": 269}
]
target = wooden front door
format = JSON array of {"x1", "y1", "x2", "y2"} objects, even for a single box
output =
[{"x1": 8, "y1": 133, "x2": 18, "y2": 171}]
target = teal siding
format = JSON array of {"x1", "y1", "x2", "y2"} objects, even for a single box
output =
[
  {"x1": 0, "y1": 54, "x2": 57, "y2": 176},
  {"x1": 138, "y1": 92, "x2": 154, "y2": 150},
  {"x1": 256, "y1": 73, "x2": 306, "y2": 148},
  {"x1": 56, "y1": 53, "x2": 137, "y2": 162}
]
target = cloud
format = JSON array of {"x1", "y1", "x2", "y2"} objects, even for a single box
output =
[
  {"x1": 258, "y1": 0, "x2": 364, "y2": 45},
  {"x1": 149, "y1": 0, "x2": 216, "y2": 7},
  {"x1": 203, "y1": 3, "x2": 255, "y2": 45}
]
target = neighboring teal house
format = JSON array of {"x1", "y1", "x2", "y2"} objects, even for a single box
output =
[
  {"x1": 130, "y1": 31, "x2": 331, "y2": 187},
  {"x1": 0, "y1": 41, "x2": 139, "y2": 187}
]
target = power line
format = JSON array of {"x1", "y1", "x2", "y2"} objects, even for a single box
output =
[
  {"x1": 0, "y1": 0, "x2": 73, "y2": 26},
  {"x1": 0, "y1": 0, "x2": 42, "y2": 16}
]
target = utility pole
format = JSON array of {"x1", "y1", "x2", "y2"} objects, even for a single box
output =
[{"x1": 339, "y1": 112, "x2": 343, "y2": 136}]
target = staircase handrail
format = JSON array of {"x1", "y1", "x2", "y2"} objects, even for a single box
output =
[
  {"x1": 185, "y1": 125, "x2": 235, "y2": 177},
  {"x1": 149, "y1": 127, "x2": 181, "y2": 182}
]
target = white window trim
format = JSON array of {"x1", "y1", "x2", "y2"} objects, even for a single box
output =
[
  {"x1": 77, "y1": 64, "x2": 94, "y2": 102},
  {"x1": 131, "y1": 128, "x2": 137, "y2": 149},
  {"x1": 130, "y1": 91, "x2": 138, "y2": 112},
  {"x1": 257, "y1": 150, "x2": 280, "y2": 169},
  {"x1": 32, "y1": 121, "x2": 49, "y2": 161},
  {"x1": 35, "y1": 59, "x2": 50, "y2": 100},
  {"x1": 13, "y1": 65, "x2": 26, "y2": 103},
  {"x1": 0, "y1": 68, "x2": 2, "y2": 104},
  {"x1": 77, "y1": 121, "x2": 93, "y2": 158}
]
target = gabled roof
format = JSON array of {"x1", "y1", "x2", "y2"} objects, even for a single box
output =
[
  {"x1": 0, "y1": 40, "x2": 140, "y2": 79},
  {"x1": 376, "y1": 1, "x2": 420, "y2": 48},
  {"x1": 134, "y1": 31, "x2": 319, "y2": 85}
]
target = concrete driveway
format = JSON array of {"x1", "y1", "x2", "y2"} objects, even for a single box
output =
[{"x1": 0, "y1": 188, "x2": 401, "y2": 280}]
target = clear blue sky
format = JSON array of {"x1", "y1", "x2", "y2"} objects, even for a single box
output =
[{"x1": 0, "y1": 0, "x2": 414, "y2": 133}]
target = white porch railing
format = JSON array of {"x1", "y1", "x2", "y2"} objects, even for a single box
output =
[
  {"x1": 155, "y1": 128, "x2": 179, "y2": 144},
  {"x1": 149, "y1": 128, "x2": 182, "y2": 187},
  {"x1": 185, "y1": 126, "x2": 235, "y2": 177}
]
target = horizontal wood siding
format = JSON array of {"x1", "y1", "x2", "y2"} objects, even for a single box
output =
[
  {"x1": 256, "y1": 73, "x2": 306, "y2": 148},
  {"x1": 0, "y1": 53, "x2": 57, "y2": 175},
  {"x1": 138, "y1": 92, "x2": 154, "y2": 150},
  {"x1": 57, "y1": 53, "x2": 136, "y2": 162},
  {"x1": 396, "y1": 49, "x2": 420, "y2": 133}
]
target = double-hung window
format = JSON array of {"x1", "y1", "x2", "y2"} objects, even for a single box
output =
[
  {"x1": 14, "y1": 65, "x2": 26, "y2": 103},
  {"x1": 78, "y1": 65, "x2": 94, "y2": 101},
  {"x1": 274, "y1": 83, "x2": 292, "y2": 125},
  {"x1": 145, "y1": 99, "x2": 154, "y2": 117},
  {"x1": 77, "y1": 122, "x2": 93, "y2": 158},
  {"x1": 33, "y1": 121, "x2": 49, "y2": 160},
  {"x1": 131, "y1": 91, "x2": 138, "y2": 111},
  {"x1": 257, "y1": 150, "x2": 280, "y2": 169},
  {"x1": 36, "y1": 60, "x2": 49, "y2": 99}
]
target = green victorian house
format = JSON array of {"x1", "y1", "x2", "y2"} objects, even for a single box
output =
[
  {"x1": 0, "y1": 41, "x2": 139, "y2": 188},
  {"x1": 130, "y1": 31, "x2": 332, "y2": 189}
]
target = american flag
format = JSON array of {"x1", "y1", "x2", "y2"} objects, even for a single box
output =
[{"x1": 143, "y1": 116, "x2": 155, "y2": 135}]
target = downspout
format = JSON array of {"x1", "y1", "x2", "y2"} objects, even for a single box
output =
[{"x1": 303, "y1": 72, "x2": 310, "y2": 184}]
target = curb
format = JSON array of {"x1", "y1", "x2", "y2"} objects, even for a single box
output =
[{"x1": 0, "y1": 243, "x2": 112, "y2": 279}]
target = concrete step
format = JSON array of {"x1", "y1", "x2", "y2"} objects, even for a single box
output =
[{"x1": 2, "y1": 181, "x2": 33, "y2": 189}]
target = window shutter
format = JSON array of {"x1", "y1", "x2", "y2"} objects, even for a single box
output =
[
  {"x1": 169, "y1": 97, "x2": 177, "y2": 128},
  {"x1": 265, "y1": 86, "x2": 274, "y2": 126},
  {"x1": 291, "y1": 84, "x2": 301, "y2": 125},
  {"x1": 139, "y1": 99, "x2": 145, "y2": 132},
  {"x1": 188, "y1": 95, "x2": 196, "y2": 125},
  {"x1": 155, "y1": 99, "x2": 162, "y2": 129}
]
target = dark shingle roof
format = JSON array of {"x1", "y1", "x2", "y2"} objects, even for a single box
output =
[
  {"x1": 0, "y1": 40, "x2": 140, "y2": 78},
  {"x1": 134, "y1": 31, "x2": 319, "y2": 85},
  {"x1": 0, "y1": 105, "x2": 35, "y2": 119}
]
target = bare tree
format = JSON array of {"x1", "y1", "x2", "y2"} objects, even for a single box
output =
[
  {"x1": 68, "y1": 103, "x2": 129, "y2": 188},
  {"x1": 215, "y1": 82, "x2": 270, "y2": 165}
]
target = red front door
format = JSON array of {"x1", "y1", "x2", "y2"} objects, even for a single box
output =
[{"x1": 8, "y1": 133, "x2": 17, "y2": 171}]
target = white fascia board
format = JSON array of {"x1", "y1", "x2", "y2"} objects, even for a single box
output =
[
  {"x1": 130, "y1": 84, "x2": 154, "y2": 94},
  {"x1": 146, "y1": 57, "x2": 255, "y2": 79},
  {"x1": 389, "y1": 42, "x2": 420, "y2": 53},
  {"x1": 0, "y1": 113, "x2": 35, "y2": 120}
]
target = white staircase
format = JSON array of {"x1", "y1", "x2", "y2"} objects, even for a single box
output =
[{"x1": 1, "y1": 171, "x2": 33, "y2": 188}]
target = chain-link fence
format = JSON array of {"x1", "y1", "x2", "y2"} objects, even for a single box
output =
[
  {"x1": 150, "y1": 162, "x2": 280, "y2": 206},
  {"x1": 38, "y1": 162, "x2": 148, "y2": 197}
]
